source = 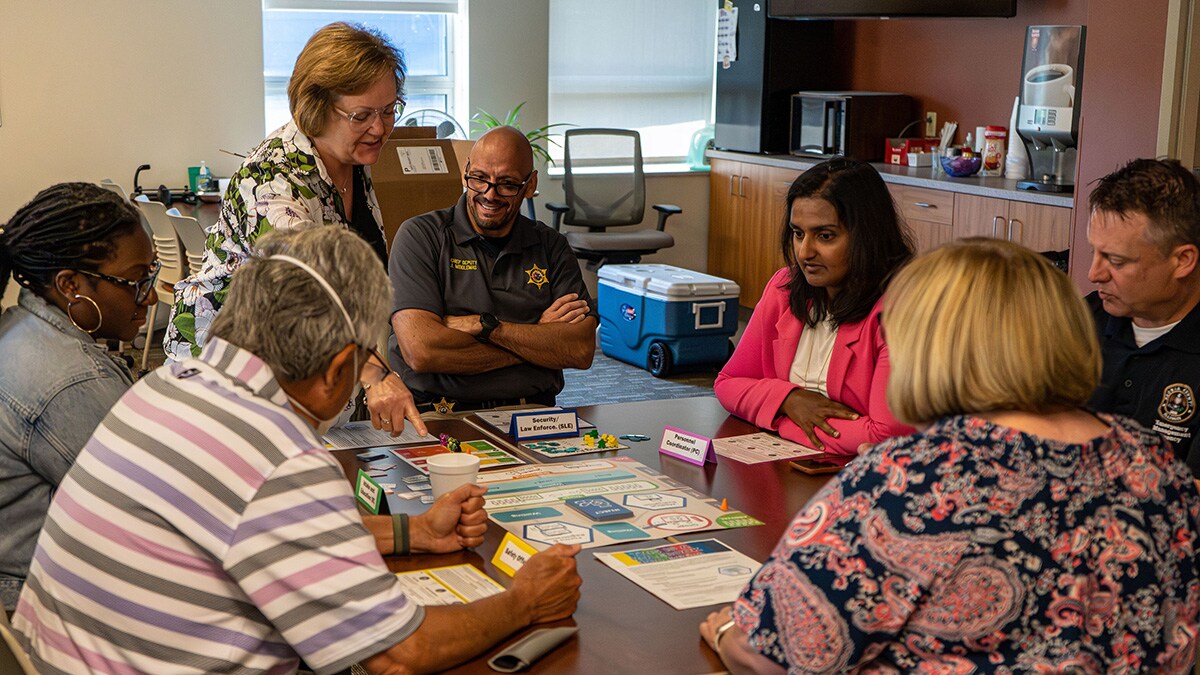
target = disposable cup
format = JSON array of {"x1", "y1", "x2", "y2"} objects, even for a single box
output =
[{"x1": 427, "y1": 453, "x2": 480, "y2": 498}]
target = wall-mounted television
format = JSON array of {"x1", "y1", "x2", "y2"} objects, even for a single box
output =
[{"x1": 769, "y1": 0, "x2": 1017, "y2": 19}]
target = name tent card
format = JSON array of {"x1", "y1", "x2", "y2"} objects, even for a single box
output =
[
  {"x1": 659, "y1": 426, "x2": 715, "y2": 465},
  {"x1": 510, "y1": 410, "x2": 579, "y2": 441},
  {"x1": 491, "y1": 531, "x2": 539, "y2": 577},
  {"x1": 355, "y1": 469, "x2": 387, "y2": 514}
]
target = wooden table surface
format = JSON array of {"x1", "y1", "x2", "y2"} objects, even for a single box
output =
[{"x1": 331, "y1": 396, "x2": 834, "y2": 674}]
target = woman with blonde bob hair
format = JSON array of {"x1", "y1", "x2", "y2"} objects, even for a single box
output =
[
  {"x1": 701, "y1": 238, "x2": 1200, "y2": 673},
  {"x1": 166, "y1": 21, "x2": 425, "y2": 438}
]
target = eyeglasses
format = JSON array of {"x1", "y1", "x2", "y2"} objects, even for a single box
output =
[
  {"x1": 333, "y1": 99, "x2": 406, "y2": 129},
  {"x1": 75, "y1": 260, "x2": 161, "y2": 304},
  {"x1": 464, "y1": 171, "x2": 533, "y2": 198},
  {"x1": 360, "y1": 346, "x2": 391, "y2": 388}
]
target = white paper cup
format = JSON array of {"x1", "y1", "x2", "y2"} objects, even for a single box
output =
[{"x1": 427, "y1": 453, "x2": 480, "y2": 498}]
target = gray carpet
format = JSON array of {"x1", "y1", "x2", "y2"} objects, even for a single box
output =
[{"x1": 557, "y1": 351, "x2": 718, "y2": 407}]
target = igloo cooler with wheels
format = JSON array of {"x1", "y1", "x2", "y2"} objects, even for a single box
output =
[{"x1": 597, "y1": 264, "x2": 739, "y2": 377}]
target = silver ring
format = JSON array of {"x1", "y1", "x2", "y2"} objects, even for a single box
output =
[{"x1": 381, "y1": 417, "x2": 391, "y2": 424}]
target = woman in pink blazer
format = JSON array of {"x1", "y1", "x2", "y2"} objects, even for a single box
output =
[{"x1": 715, "y1": 158, "x2": 915, "y2": 455}]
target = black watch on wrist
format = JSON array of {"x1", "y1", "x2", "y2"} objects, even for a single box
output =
[{"x1": 478, "y1": 312, "x2": 500, "y2": 343}]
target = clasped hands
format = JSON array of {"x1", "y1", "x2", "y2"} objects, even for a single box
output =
[
  {"x1": 780, "y1": 388, "x2": 860, "y2": 451},
  {"x1": 441, "y1": 293, "x2": 590, "y2": 336}
]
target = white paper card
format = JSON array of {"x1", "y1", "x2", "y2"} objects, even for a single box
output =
[{"x1": 594, "y1": 539, "x2": 759, "y2": 610}]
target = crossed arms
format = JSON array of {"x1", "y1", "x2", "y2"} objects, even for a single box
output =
[{"x1": 393, "y1": 293, "x2": 597, "y2": 375}]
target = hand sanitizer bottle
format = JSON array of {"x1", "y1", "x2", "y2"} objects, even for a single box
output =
[{"x1": 197, "y1": 161, "x2": 211, "y2": 192}]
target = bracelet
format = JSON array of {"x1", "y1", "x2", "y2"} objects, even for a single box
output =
[
  {"x1": 391, "y1": 513, "x2": 410, "y2": 556},
  {"x1": 713, "y1": 618, "x2": 737, "y2": 652}
]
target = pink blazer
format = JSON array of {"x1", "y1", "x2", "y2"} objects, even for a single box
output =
[{"x1": 715, "y1": 268, "x2": 914, "y2": 455}]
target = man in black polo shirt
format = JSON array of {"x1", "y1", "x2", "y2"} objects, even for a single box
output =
[
  {"x1": 1085, "y1": 158, "x2": 1200, "y2": 475},
  {"x1": 387, "y1": 126, "x2": 597, "y2": 413}
]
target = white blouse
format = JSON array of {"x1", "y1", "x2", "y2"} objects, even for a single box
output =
[{"x1": 788, "y1": 317, "x2": 838, "y2": 396}]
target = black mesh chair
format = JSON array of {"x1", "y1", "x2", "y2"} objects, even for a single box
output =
[{"x1": 546, "y1": 128, "x2": 679, "y2": 270}]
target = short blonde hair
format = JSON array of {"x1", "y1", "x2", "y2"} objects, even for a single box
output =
[
  {"x1": 288, "y1": 22, "x2": 406, "y2": 138},
  {"x1": 883, "y1": 238, "x2": 1101, "y2": 425}
]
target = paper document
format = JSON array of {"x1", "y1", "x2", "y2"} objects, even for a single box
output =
[
  {"x1": 394, "y1": 564, "x2": 505, "y2": 605},
  {"x1": 717, "y1": 7, "x2": 738, "y2": 66},
  {"x1": 711, "y1": 432, "x2": 822, "y2": 464},
  {"x1": 324, "y1": 421, "x2": 437, "y2": 450},
  {"x1": 594, "y1": 539, "x2": 759, "y2": 610}
]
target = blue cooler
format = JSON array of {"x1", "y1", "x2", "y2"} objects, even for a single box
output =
[{"x1": 597, "y1": 264, "x2": 740, "y2": 377}]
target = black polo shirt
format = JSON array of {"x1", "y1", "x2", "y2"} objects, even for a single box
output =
[
  {"x1": 387, "y1": 194, "x2": 596, "y2": 403},
  {"x1": 1087, "y1": 292, "x2": 1200, "y2": 475}
]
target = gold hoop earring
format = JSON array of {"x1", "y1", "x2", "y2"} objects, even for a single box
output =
[{"x1": 68, "y1": 294, "x2": 103, "y2": 334}]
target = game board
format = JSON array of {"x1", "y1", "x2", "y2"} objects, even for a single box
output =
[
  {"x1": 519, "y1": 435, "x2": 629, "y2": 459},
  {"x1": 479, "y1": 457, "x2": 762, "y2": 550},
  {"x1": 392, "y1": 439, "x2": 524, "y2": 475}
]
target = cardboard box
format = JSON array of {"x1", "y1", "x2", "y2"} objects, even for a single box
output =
[
  {"x1": 884, "y1": 137, "x2": 940, "y2": 166},
  {"x1": 372, "y1": 136, "x2": 465, "y2": 251}
]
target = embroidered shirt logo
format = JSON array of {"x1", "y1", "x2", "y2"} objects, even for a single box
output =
[
  {"x1": 525, "y1": 264, "x2": 549, "y2": 289},
  {"x1": 451, "y1": 257, "x2": 478, "y2": 271},
  {"x1": 1158, "y1": 384, "x2": 1196, "y2": 424}
]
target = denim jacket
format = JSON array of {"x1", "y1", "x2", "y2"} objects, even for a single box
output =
[{"x1": 0, "y1": 289, "x2": 132, "y2": 609}]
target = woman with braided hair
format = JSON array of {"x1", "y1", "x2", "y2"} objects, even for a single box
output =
[{"x1": 0, "y1": 182, "x2": 157, "y2": 611}]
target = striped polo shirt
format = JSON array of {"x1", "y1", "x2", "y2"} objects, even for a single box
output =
[{"x1": 13, "y1": 337, "x2": 423, "y2": 674}]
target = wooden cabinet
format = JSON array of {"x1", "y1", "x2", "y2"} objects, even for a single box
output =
[
  {"x1": 888, "y1": 183, "x2": 955, "y2": 253},
  {"x1": 709, "y1": 159, "x2": 795, "y2": 307},
  {"x1": 710, "y1": 155, "x2": 1074, "y2": 307},
  {"x1": 953, "y1": 194, "x2": 1072, "y2": 250}
]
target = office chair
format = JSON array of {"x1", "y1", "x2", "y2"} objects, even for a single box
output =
[
  {"x1": 134, "y1": 195, "x2": 184, "y2": 373},
  {"x1": 166, "y1": 208, "x2": 208, "y2": 276},
  {"x1": 546, "y1": 128, "x2": 679, "y2": 270}
]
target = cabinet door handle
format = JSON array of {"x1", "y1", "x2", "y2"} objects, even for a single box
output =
[
  {"x1": 914, "y1": 202, "x2": 935, "y2": 208},
  {"x1": 1008, "y1": 218, "x2": 1022, "y2": 242},
  {"x1": 729, "y1": 174, "x2": 737, "y2": 195},
  {"x1": 739, "y1": 176, "x2": 748, "y2": 197},
  {"x1": 992, "y1": 216, "x2": 1005, "y2": 238}
]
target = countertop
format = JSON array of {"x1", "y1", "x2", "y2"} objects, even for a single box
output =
[{"x1": 707, "y1": 149, "x2": 1074, "y2": 208}]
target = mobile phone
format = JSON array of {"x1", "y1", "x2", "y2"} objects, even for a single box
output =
[
  {"x1": 789, "y1": 458, "x2": 842, "y2": 475},
  {"x1": 563, "y1": 496, "x2": 633, "y2": 521}
]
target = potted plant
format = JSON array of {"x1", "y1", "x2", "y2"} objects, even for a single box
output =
[{"x1": 471, "y1": 102, "x2": 571, "y2": 166}]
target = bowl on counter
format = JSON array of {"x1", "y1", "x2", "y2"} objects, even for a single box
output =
[
  {"x1": 196, "y1": 191, "x2": 222, "y2": 203},
  {"x1": 941, "y1": 153, "x2": 982, "y2": 178}
]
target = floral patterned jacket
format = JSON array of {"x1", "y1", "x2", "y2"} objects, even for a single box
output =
[
  {"x1": 163, "y1": 121, "x2": 385, "y2": 360},
  {"x1": 736, "y1": 413, "x2": 1200, "y2": 673}
]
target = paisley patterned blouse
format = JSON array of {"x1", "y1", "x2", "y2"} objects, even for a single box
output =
[
  {"x1": 736, "y1": 413, "x2": 1200, "y2": 673},
  {"x1": 163, "y1": 121, "x2": 385, "y2": 360}
]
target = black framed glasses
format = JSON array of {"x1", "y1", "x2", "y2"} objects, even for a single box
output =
[
  {"x1": 76, "y1": 260, "x2": 160, "y2": 304},
  {"x1": 333, "y1": 99, "x2": 406, "y2": 129},
  {"x1": 464, "y1": 171, "x2": 533, "y2": 198}
]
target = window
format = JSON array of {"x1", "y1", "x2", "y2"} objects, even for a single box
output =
[
  {"x1": 261, "y1": 0, "x2": 465, "y2": 135},
  {"x1": 548, "y1": 0, "x2": 717, "y2": 165}
]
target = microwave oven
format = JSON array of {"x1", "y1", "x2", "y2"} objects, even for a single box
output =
[{"x1": 789, "y1": 92, "x2": 913, "y2": 161}]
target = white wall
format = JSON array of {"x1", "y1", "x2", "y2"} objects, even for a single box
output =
[{"x1": 0, "y1": 2, "x2": 264, "y2": 306}]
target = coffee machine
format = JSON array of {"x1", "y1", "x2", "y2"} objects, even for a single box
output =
[{"x1": 1015, "y1": 25, "x2": 1086, "y2": 193}]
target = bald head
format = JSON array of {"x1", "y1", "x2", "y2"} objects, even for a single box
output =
[
  {"x1": 462, "y1": 126, "x2": 538, "y2": 237},
  {"x1": 470, "y1": 126, "x2": 534, "y2": 176}
]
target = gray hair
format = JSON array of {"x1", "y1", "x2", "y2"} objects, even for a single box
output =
[{"x1": 208, "y1": 227, "x2": 391, "y2": 381}]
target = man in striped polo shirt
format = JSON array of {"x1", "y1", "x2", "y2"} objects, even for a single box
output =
[{"x1": 13, "y1": 227, "x2": 581, "y2": 674}]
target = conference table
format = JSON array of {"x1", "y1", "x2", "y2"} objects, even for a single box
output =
[{"x1": 331, "y1": 395, "x2": 836, "y2": 673}]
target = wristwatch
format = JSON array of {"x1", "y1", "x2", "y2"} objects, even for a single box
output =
[{"x1": 478, "y1": 312, "x2": 501, "y2": 343}]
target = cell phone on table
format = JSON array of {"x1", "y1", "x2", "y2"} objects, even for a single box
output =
[
  {"x1": 789, "y1": 458, "x2": 842, "y2": 475},
  {"x1": 563, "y1": 496, "x2": 633, "y2": 521}
]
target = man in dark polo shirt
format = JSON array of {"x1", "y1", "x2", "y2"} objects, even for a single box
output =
[
  {"x1": 387, "y1": 126, "x2": 597, "y2": 413},
  {"x1": 1085, "y1": 158, "x2": 1200, "y2": 475}
]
